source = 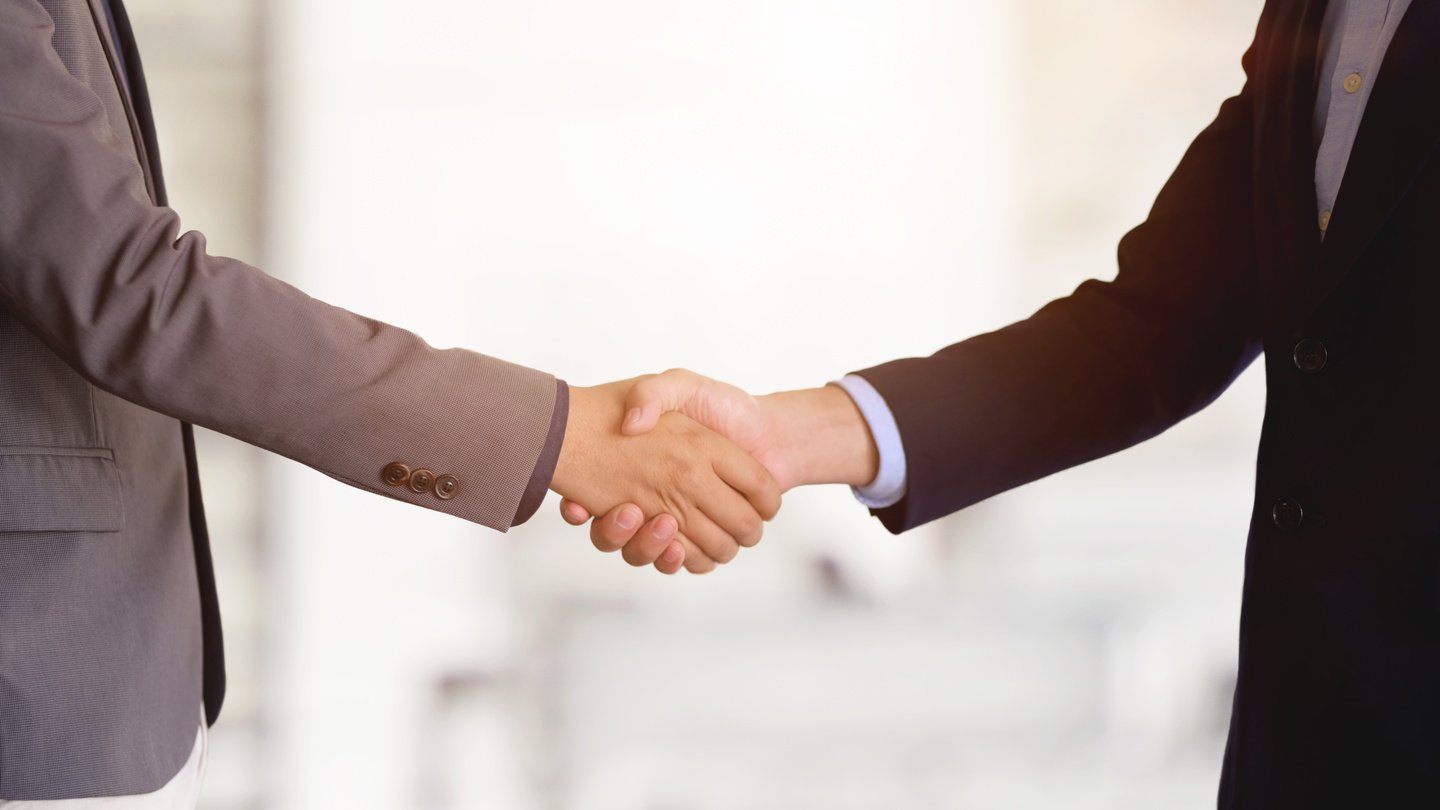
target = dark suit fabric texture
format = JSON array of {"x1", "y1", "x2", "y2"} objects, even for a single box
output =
[{"x1": 859, "y1": 1, "x2": 1440, "y2": 807}]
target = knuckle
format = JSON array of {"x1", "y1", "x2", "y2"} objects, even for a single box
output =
[{"x1": 676, "y1": 461, "x2": 707, "y2": 490}]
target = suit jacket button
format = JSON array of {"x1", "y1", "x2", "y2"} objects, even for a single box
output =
[
  {"x1": 433, "y1": 474, "x2": 460, "y2": 500},
  {"x1": 408, "y1": 468, "x2": 436, "y2": 494},
  {"x1": 1271, "y1": 498, "x2": 1304, "y2": 531},
  {"x1": 381, "y1": 462, "x2": 411, "y2": 487},
  {"x1": 1293, "y1": 339, "x2": 1327, "y2": 373}
]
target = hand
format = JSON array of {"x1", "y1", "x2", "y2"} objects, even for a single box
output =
[
  {"x1": 551, "y1": 380, "x2": 783, "y2": 574},
  {"x1": 560, "y1": 369, "x2": 879, "y2": 552}
]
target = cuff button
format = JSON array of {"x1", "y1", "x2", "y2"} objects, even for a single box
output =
[
  {"x1": 433, "y1": 474, "x2": 460, "y2": 501},
  {"x1": 408, "y1": 468, "x2": 436, "y2": 494},
  {"x1": 381, "y1": 462, "x2": 411, "y2": 487}
]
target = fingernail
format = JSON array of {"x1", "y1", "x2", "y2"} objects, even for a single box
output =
[
  {"x1": 662, "y1": 544, "x2": 683, "y2": 564},
  {"x1": 624, "y1": 408, "x2": 642, "y2": 427},
  {"x1": 653, "y1": 516, "x2": 677, "y2": 540},
  {"x1": 617, "y1": 506, "x2": 642, "y2": 530}
]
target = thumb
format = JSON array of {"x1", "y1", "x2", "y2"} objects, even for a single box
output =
[{"x1": 621, "y1": 370, "x2": 701, "y2": 436}]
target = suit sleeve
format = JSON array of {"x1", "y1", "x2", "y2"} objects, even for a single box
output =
[
  {"x1": 0, "y1": 0, "x2": 558, "y2": 531},
  {"x1": 855, "y1": 37, "x2": 1266, "y2": 534}
]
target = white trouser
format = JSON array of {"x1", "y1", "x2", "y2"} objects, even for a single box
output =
[{"x1": 0, "y1": 717, "x2": 207, "y2": 810}]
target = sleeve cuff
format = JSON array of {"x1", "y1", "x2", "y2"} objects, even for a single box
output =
[
  {"x1": 833, "y1": 375, "x2": 908, "y2": 509},
  {"x1": 512, "y1": 379, "x2": 568, "y2": 526}
]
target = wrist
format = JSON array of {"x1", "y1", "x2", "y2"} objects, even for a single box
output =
[
  {"x1": 552, "y1": 384, "x2": 609, "y2": 497},
  {"x1": 757, "y1": 385, "x2": 878, "y2": 488}
]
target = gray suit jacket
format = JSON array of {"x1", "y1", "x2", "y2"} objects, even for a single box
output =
[{"x1": 0, "y1": 0, "x2": 561, "y2": 798}]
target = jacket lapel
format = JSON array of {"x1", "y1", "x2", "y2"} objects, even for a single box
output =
[
  {"x1": 1306, "y1": 0, "x2": 1440, "y2": 310},
  {"x1": 104, "y1": 0, "x2": 169, "y2": 206},
  {"x1": 1257, "y1": 0, "x2": 1328, "y2": 324},
  {"x1": 81, "y1": 0, "x2": 160, "y2": 203}
]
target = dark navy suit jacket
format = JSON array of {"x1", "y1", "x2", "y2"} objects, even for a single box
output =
[{"x1": 858, "y1": 1, "x2": 1440, "y2": 806}]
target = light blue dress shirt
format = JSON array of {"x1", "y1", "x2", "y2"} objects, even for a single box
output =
[{"x1": 838, "y1": 0, "x2": 1414, "y2": 510}]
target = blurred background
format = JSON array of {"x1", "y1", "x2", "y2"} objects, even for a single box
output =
[{"x1": 130, "y1": 0, "x2": 1264, "y2": 807}]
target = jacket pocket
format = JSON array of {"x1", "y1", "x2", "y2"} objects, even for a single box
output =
[{"x1": 0, "y1": 446, "x2": 124, "y2": 533}]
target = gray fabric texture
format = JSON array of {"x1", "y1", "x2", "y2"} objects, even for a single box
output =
[
  {"x1": 0, "y1": 0, "x2": 559, "y2": 797},
  {"x1": 0, "y1": 448, "x2": 124, "y2": 533}
]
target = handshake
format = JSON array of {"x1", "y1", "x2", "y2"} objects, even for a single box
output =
[{"x1": 549, "y1": 369, "x2": 881, "y2": 574}]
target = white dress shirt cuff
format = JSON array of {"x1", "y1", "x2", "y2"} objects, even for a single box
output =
[{"x1": 834, "y1": 375, "x2": 908, "y2": 509}]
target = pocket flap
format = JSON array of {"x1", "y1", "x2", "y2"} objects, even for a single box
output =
[{"x1": 0, "y1": 447, "x2": 124, "y2": 533}]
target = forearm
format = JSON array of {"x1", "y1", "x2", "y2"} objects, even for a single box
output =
[
  {"x1": 9, "y1": 224, "x2": 560, "y2": 529},
  {"x1": 858, "y1": 241, "x2": 1262, "y2": 533}
]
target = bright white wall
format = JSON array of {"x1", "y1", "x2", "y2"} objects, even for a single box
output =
[{"x1": 256, "y1": 2, "x2": 1264, "y2": 808}]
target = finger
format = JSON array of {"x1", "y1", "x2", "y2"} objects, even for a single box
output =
[
  {"x1": 694, "y1": 477, "x2": 768, "y2": 550},
  {"x1": 589, "y1": 503, "x2": 645, "y2": 553},
  {"x1": 711, "y1": 441, "x2": 783, "y2": 521},
  {"x1": 653, "y1": 540, "x2": 685, "y2": 575},
  {"x1": 679, "y1": 507, "x2": 744, "y2": 565},
  {"x1": 678, "y1": 532, "x2": 718, "y2": 574},
  {"x1": 621, "y1": 514, "x2": 680, "y2": 567},
  {"x1": 621, "y1": 369, "x2": 700, "y2": 436},
  {"x1": 560, "y1": 498, "x2": 593, "y2": 526}
]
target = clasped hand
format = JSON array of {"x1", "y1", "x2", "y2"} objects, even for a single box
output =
[
  {"x1": 550, "y1": 378, "x2": 781, "y2": 574},
  {"x1": 552, "y1": 371, "x2": 879, "y2": 575}
]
